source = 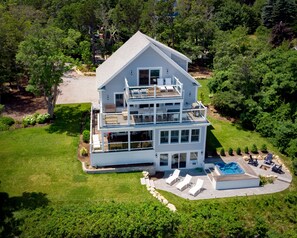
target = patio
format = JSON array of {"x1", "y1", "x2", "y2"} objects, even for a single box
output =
[{"x1": 153, "y1": 157, "x2": 292, "y2": 200}]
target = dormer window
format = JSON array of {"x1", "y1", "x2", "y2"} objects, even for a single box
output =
[{"x1": 138, "y1": 68, "x2": 161, "y2": 86}]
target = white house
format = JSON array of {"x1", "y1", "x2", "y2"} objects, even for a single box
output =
[{"x1": 90, "y1": 31, "x2": 210, "y2": 172}]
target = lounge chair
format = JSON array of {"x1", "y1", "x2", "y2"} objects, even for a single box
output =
[
  {"x1": 189, "y1": 178, "x2": 204, "y2": 196},
  {"x1": 165, "y1": 78, "x2": 174, "y2": 91},
  {"x1": 92, "y1": 134, "x2": 101, "y2": 150},
  {"x1": 264, "y1": 153, "x2": 273, "y2": 165},
  {"x1": 248, "y1": 155, "x2": 258, "y2": 167},
  {"x1": 157, "y1": 78, "x2": 166, "y2": 92},
  {"x1": 165, "y1": 169, "x2": 180, "y2": 185},
  {"x1": 176, "y1": 174, "x2": 192, "y2": 191},
  {"x1": 272, "y1": 164, "x2": 284, "y2": 174}
]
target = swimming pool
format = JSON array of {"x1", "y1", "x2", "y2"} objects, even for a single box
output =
[{"x1": 215, "y1": 162, "x2": 244, "y2": 175}]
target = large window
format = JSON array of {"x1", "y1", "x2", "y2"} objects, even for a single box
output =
[
  {"x1": 115, "y1": 93, "x2": 124, "y2": 107},
  {"x1": 171, "y1": 130, "x2": 179, "y2": 143},
  {"x1": 160, "y1": 131, "x2": 169, "y2": 144},
  {"x1": 139, "y1": 68, "x2": 160, "y2": 86},
  {"x1": 181, "y1": 130, "x2": 189, "y2": 143},
  {"x1": 159, "y1": 154, "x2": 169, "y2": 166},
  {"x1": 190, "y1": 152, "x2": 198, "y2": 165},
  {"x1": 191, "y1": 129, "x2": 200, "y2": 142}
]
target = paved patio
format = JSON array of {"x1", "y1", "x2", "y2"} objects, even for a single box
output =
[{"x1": 153, "y1": 157, "x2": 292, "y2": 200}]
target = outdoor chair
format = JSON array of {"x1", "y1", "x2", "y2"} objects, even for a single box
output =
[
  {"x1": 176, "y1": 174, "x2": 192, "y2": 191},
  {"x1": 264, "y1": 153, "x2": 273, "y2": 165},
  {"x1": 248, "y1": 155, "x2": 258, "y2": 167},
  {"x1": 157, "y1": 78, "x2": 166, "y2": 92},
  {"x1": 272, "y1": 164, "x2": 284, "y2": 174},
  {"x1": 166, "y1": 169, "x2": 180, "y2": 185},
  {"x1": 165, "y1": 78, "x2": 174, "y2": 91},
  {"x1": 92, "y1": 134, "x2": 101, "y2": 150},
  {"x1": 189, "y1": 178, "x2": 204, "y2": 196}
]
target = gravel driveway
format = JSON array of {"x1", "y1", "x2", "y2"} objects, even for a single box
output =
[{"x1": 56, "y1": 70, "x2": 98, "y2": 105}]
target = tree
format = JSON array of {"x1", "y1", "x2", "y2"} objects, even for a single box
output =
[{"x1": 16, "y1": 26, "x2": 71, "y2": 117}]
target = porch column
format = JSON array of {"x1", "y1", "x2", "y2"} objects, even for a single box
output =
[
  {"x1": 127, "y1": 104, "x2": 130, "y2": 125},
  {"x1": 179, "y1": 102, "x2": 183, "y2": 123},
  {"x1": 128, "y1": 131, "x2": 131, "y2": 151},
  {"x1": 153, "y1": 103, "x2": 157, "y2": 124},
  {"x1": 101, "y1": 131, "x2": 105, "y2": 152}
]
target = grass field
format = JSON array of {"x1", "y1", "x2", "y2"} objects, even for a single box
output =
[{"x1": 0, "y1": 104, "x2": 153, "y2": 203}]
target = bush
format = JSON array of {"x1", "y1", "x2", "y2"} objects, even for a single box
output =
[
  {"x1": 259, "y1": 175, "x2": 275, "y2": 186},
  {"x1": 228, "y1": 147, "x2": 233, "y2": 156},
  {"x1": 80, "y1": 147, "x2": 88, "y2": 156},
  {"x1": 220, "y1": 148, "x2": 225, "y2": 156},
  {"x1": 0, "y1": 104, "x2": 4, "y2": 114},
  {"x1": 36, "y1": 113, "x2": 50, "y2": 124},
  {"x1": 251, "y1": 144, "x2": 258, "y2": 154},
  {"x1": 0, "y1": 116, "x2": 15, "y2": 126},
  {"x1": 261, "y1": 144, "x2": 268, "y2": 153},
  {"x1": 244, "y1": 146, "x2": 249, "y2": 154},
  {"x1": 0, "y1": 122, "x2": 9, "y2": 131},
  {"x1": 82, "y1": 130, "x2": 90, "y2": 143},
  {"x1": 236, "y1": 147, "x2": 241, "y2": 155},
  {"x1": 22, "y1": 115, "x2": 36, "y2": 126}
]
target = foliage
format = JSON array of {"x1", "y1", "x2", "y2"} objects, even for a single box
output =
[
  {"x1": 0, "y1": 104, "x2": 4, "y2": 114},
  {"x1": 236, "y1": 147, "x2": 241, "y2": 155},
  {"x1": 36, "y1": 113, "x2": 50, "y2": 124},
  {"x1": 261, "y1": 144, "x2": 268, "y2": 153},
  {"x1": 0, "y1": 116, "x2": 15, "y2": 126},
  {"x1": 228, "y1": 147, "x2": 233, "y2": 156},
  {"x1": 251, "y1": 144, "x2": 258, "y2": 153},
  {"x1": 22, "y1": 113, "x2": 50, "y2": 127},
  {"x1": 244, "y1": 146, "x2": 249, "y2": 154},
  {"x1": 0, "y1": 122, "x2": 9, "y2": 131},
  {"x1": 259, "y1": 175, "x2": 275, "y2": 186},
  {"x1": 80, "y1": 147, "x2": 88, "y2": 156},
  {"x1": 82, "y1": 130, "x2": 90, "y2": 143},
  {"x1": 220, "y1": 148, "x2": 225, "y2": 156}
]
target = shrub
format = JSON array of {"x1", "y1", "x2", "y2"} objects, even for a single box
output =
[
  {"x1": 244, "y1": 146, "x2": 249, "y2": 154},
  {"x1": 261, "y1": 144, "x2": 268, "y2": 153},
  {"x1": 0, "y1": 116, "x2": 15, "y2": 126},
  {"x1": 236, "y1": 147, "x2": 241, "y2": 155},
  {"x1": 228, "y1": 147, "x2": 233, "y2": 156},
  {"x1": 251, "y1": 144, "x2": 258, "y2": 154},
  {"x1": 36, "y1": 113, "x2": 50, "y2": 124},
  {"x1": 0, "y1": 104, "x2": 4, "y2": 114},
  {"x1": 82, "y1": 130, "x2": 90, "y2": 143},
  {"x1": 259, "y1": 175, "x2": 275, "y2": 186},
  {"x1": 80, "y1": 147, "x2": 88, "y2": 156},
  {"x1": 22, "y1": 115, "x2": 36, "y2": 126},
  {"x1": 220, "y1": 148, "x2": 225, "y2": 156},
  {"x1": 0, "y1": 122, "x2": 9, "y2": 131}
]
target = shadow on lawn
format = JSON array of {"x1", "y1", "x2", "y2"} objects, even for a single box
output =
[
  {"x1": 0, "y1": 191, "x2": 50, "y2": 237},
  {"x1": 206, "y1": 125, "x2": 222, "y2": 155},
  {"x1": 46, "y1": 104, "x2": 90, "y2": 136}
]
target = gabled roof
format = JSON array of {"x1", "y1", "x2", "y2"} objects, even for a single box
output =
[{"x1": 97, "y1": 31, "x2": 198, "y2": 89}]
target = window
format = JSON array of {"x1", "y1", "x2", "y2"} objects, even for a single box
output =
[
  {"x1": 191, "y1": 129, "x2": 200, "y2": 142},
  {"x1": 190, "y1": 152, "x2": 198, "y2": 161},
  {"x1": 171, "y1": 130, "x2": 179, "y2": 143},
  {"x1": 139, "y1": 68, "x2": 160, "y2": 86},
  {"x1": 115, "y1": 93, "x2": 124, "y2": 107},
  {"x1": 160, "y1": 131, "x2": 169, "y2": 144},
  {"x1": 181, "y1": 130, "x2": 189, "y2": 143},
  {"x1": 160, "y1": 154, "x2": 168, "y2": 166}
]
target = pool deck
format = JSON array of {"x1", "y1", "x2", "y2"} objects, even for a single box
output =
[{"x1": 153, "y1": 157, "x2": 292, "y2": 200}]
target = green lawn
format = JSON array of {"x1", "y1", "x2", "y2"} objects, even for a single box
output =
[
  {"x1": 0, "y1": 104, "x2": 153, "y2": 203},
  {"x1": 197, "y1": 78, "x2": 211, "y2": 105}
]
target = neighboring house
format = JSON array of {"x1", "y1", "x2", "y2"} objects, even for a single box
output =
[{"x1": 90, "y1": 31, "x2": 209, "y2": 172}]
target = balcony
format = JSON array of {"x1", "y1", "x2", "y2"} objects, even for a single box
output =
[
  {"x1": 124, "y1": 76, "x2": 183, "y2": 100},
  {"x1": 98, "y1": 101, "x2": 207, "y2": 127}
]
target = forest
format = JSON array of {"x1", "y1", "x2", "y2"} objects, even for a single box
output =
[{"x1": 0, "y1": 0, "x2": 297, "y2": 236}]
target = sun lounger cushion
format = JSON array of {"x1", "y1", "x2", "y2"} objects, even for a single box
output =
[
  {"x1": 93, "y1": 134, "x2": 101, "y2": 150},
  {"x1": 189, "y1": 178, "x2": 204, "y2": 196},
  {"x1": 176, "y1": 174, "x2": 192, "y2": 191},
  {"x1": 166, "y1": 169, "x2": 180, "y2": 185}
]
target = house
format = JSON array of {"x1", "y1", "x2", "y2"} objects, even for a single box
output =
[{"x1": 90, "y1": 31, "x2": 209, "y2": 173}]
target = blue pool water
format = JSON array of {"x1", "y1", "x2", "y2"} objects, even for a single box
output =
[{"x1": 215, "y1": 162, "x2": 244, "y2": 175}]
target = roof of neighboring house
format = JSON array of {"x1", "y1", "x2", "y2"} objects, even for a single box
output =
[{"x1": 96, "y1": 31, "x2": 198, "y2": 89}]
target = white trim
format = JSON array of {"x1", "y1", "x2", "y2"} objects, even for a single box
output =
[{"x1": 137, "y1": 67, "x2": 162, "y2": 86}]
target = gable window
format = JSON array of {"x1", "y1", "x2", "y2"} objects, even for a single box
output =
[
  {"x1": 191, "y1": 129, "x2": 200, "y2": 142},
  {"x1": 170, "y1": 130, "x2": 179, "y2": 143},
  {"x1": 160, "y1": 131, "x2": 169, "y2": 144},
  {"x1": 139, "y1": 68, "x2": 160, "y2": 86},
  {"x1": 181, "y1": 130, "x2": 189, "y2": 143},
  {"x1": 115, "y1": 93, "x2": 124, "y2": 107}
]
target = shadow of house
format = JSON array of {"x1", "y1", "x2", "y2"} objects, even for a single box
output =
[{"x1": 206, "y1": 125, "x2": 222, "y2": 156}]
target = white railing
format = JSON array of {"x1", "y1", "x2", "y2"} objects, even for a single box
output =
[{"x1": 91, "y1": 140, "x2": 153, "y2": 152}]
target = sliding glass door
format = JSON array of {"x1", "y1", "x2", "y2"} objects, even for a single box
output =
[{"x1": 171, "y1": 153, "x2": 187, "y2": 169}]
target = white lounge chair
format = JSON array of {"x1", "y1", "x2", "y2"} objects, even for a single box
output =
[
  {"x1": 189, "y1": 178, "x2": 204, "y2": 196},
  {"x1": 176, "y1": 174, "x2": 192, "y2": 191},
  {"x1": 157, "y1": 78, "x2": 166, "y2": 92},
  {"x1": 165, "y1": 78, "x2": 174, "y2": 91},
  {"x1": 92, "y1": 134, "x2": 101, "y2": 150},
  {"x1": 165, "y1": 169, "x2": 180, "y2": 185}
]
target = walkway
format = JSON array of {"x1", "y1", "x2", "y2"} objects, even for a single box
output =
[{"x1": 154, "y1": 157, "x2": 292, "y2": 200}]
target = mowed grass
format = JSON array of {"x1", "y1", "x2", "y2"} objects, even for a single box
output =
[
  {"x1": 197, "y1": 78, "x2": 211, "y2": 105},
  {"x1": 0, "y1": 104, "x2": 153, "y2": 203}
]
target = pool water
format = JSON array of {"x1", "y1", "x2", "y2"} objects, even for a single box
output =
[{"x1": 215, "y1": 162, "x2": 244, "y2": 175}]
